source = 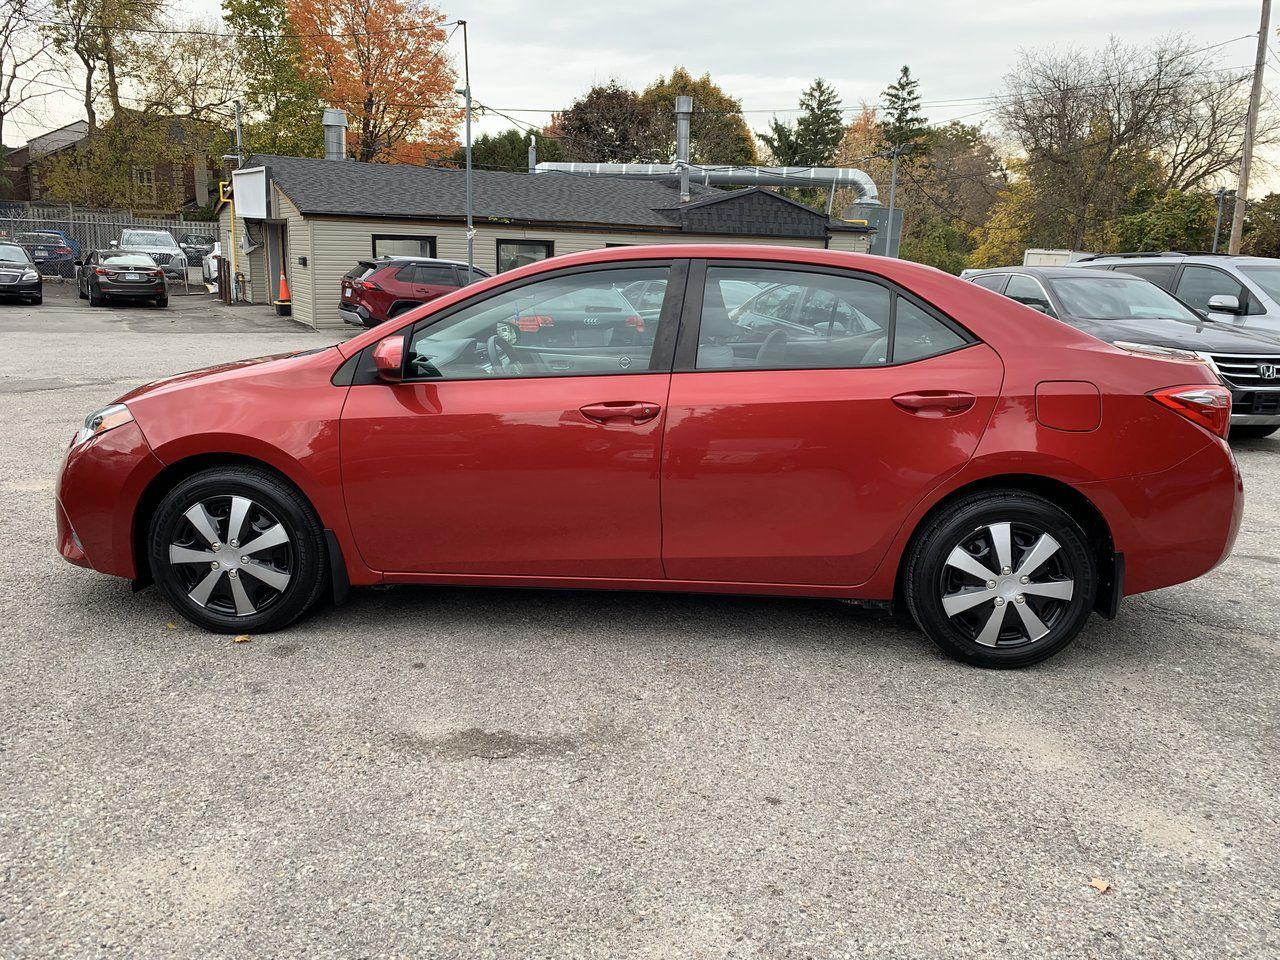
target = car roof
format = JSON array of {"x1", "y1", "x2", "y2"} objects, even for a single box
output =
[
  {"x1": 1078, "y1": 252, "x2": 1276, "y2": 264},
  {"x1": 365, "y1": 256, "x2": 480, "y2": 268},
  {"x1": 965, "y1": 265, "x2": 1135, "y2": 281}
]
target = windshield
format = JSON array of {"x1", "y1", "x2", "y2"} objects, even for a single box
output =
[
  {"x1": 0, "y1": 244, "x2": 29, "y2": 262},
  {"x1": 1237, "y1": 264, "x2": 1280, "y2": 305},
  {"x1": 1048, "y1": 276, "x2": 1202, "y2": 322},
  {"x1": 16, "y1": 233, "x2": 61, "y2": 244},
  {"x1": 120, "y1": 230, "x2": 178, "y2": 249}
]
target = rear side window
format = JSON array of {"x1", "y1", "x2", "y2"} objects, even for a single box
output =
[
  {"x1": 412, "y1": 264, "x2": 460, "y2": 286},
  {"x1": 1003, "y1": 274, "x2": 1055, "y2": 314},
  {"x1": 696, "y1": 266, "x2": 969, "y2": 370},
  {"x1": 970, "y1": 275, "x2": 1007, "y2": 292}
]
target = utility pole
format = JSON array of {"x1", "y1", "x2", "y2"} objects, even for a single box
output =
[
  {"x1": 884, "y1": 145, "x2": 900, "y2": 258},
  {"x1": 1229, "y1": 0, "x2": 1271, "y2": 254},
  {"x1": 1212, "y1": 188, "x2": 1228, "y2": 252},
  {"x1": 233, "y1": 100, "x2": 243, "y2": 166},
  {"x1": 458, "y1": 20, "x2": 474, "y2": 276}
]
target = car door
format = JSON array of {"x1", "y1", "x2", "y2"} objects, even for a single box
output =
[
  {"x1": 340, "y1": 260, "x2": 685, "y2": 577},
  {"x1": 409, "y1": 263, "x2": 460, "y2": 304},
  {"x1": 660, "y1": 261, "x2": 1004, "y2": 586}
]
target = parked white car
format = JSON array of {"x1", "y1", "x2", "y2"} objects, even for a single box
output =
[{"x1": 202, "y1": 241, "x2": 222, "y2": 284}]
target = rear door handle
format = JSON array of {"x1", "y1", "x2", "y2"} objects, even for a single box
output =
[
  {"x1": 891, "y1": 391, "x2": 976, "y2": 417},
  {"x1": 579, "y1": 401, "x2": 662, "y2": 424}
]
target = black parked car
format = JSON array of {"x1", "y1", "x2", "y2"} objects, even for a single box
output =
[
  {"x1": 966, "y1": 266, "x2": 1280, "y2": 439},
  {"x1": 77, "y1": 249, "x2": 168, "y2": 307},
  {"x1": 0, "y1": 242, "x2": 42, "y2": 304}
]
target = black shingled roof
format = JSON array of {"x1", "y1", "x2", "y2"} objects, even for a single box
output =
[{"x1": 242, "y1": 154, "x2": 870, "y2": 236}]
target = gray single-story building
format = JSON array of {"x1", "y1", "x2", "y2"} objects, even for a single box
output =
[{"x1": 219, "y1": 153, "x2": 876, "y2": 330}]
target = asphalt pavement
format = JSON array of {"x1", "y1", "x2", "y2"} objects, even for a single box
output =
[{"x1": 1, "y1": 288, "x2": 1277, "y2": 959}]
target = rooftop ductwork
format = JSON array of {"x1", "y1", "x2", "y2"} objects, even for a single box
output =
[{"x1": 533, "y1": 162, "x2": 880, "y2": 205}]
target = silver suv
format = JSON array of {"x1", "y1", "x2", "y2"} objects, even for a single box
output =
[{"x1": 114, "y1": 229, "x2": 188, "y2": 282}]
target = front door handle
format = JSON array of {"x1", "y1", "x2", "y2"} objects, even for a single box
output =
[
  {"x1": 579, "y1": 401, "x2": 662, "y2": 424},
  {"x1": 892, "y1": 391, "x2": 976, "y2": 417}
]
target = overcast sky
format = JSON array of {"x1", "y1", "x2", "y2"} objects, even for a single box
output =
[{"x1": 12, "y1": 0, "x2": 1274, "y2": 181}]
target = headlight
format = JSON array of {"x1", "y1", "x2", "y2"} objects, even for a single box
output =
[
  {"x1": 72, "y1": 403, "x2": 133, "y2": 447},
  {"x1": 21, "y1": 269, "x2": 37, "y2": 281},
  {"x1": 1112, "y1": 341, "x2": 1204, "y2": 364}
]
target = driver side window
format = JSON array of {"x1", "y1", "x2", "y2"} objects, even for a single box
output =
[{"x1": 405, "y1": 265, "x2": 672, "y2": 380}]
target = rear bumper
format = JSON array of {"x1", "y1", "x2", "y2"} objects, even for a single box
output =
[
  {"x1": 1082, "y1": 439, "x2": 1243, "y2": 597},
  {"x1": 340, "y1": 304, "x2": 373, "y2": 327},
  {"x1": 55, "y1": 420, "x2": 165, "y2": 579},
  {"x1": 98, "y1": 280, "x2": 166, "y2": 297}
]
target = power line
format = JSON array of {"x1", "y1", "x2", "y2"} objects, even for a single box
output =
[{"x1": 30, "y1": 15, "x2": 459, "y2": 41}]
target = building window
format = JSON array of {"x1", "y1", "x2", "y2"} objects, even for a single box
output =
[
  {"x1": 497, "y1": 239, "x2": 553, "y2": 273},
  {"x1": 132, "y1": 166, "x2": 156, "y2": 202},
  {"x1": 372, "y1": 234, "x2": 436, "y2": 258}
]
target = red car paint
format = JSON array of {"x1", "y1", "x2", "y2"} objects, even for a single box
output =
[{"x1": 56, "y1": 244, "x2": 1242, "y2": 612}]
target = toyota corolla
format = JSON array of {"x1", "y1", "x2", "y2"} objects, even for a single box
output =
[{"x1": 55, "y1": 246, "x2": 1243, "y2": 667}]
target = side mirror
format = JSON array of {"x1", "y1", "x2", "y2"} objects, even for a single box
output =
[
  {"x1": 108, "y1": 240, "x2": 118, "y2": 248},
  {"x1": 372, "y1": 335, "x2": 405, "y2": 383},
  {"x1": 73, "y1": 259, "x2": 83, "y2": 267},
  {"x1": 1206, "y1": 294, "x2": 1242, "y2": 314}
]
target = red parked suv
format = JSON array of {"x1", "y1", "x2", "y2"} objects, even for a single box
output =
[
  {"x1": 339, "y1": 256, "x2": 489, "y2": 327},
  {"x1": 56, "y1": 245, "x2": 1243, "y2": 667}
]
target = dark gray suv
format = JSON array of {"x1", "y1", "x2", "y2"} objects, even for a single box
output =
[{"x1": 966, "y1": 265, "x2": 1280, "y2": 440}]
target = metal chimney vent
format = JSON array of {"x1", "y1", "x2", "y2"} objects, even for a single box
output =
[{"x1": 323, "y1": 108, "x2": 348, "y2": 161}]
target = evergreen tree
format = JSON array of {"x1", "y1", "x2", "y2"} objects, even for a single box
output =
[
  {"x1": 761, "y1": 78, "x2": 844, "y2": 166},
  {"x1": 880, "y1": 66, "x2": 928, "y2": 155}
]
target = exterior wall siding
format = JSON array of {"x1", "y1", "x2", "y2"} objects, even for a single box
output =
[{"x1": 282, "y1": 217, "x2": 869, "y2": 330}]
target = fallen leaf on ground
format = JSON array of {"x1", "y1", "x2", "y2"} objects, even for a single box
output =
[
  {"x1": 233, "y1": 635, "x2": 251, "y2": 643},
  {"x1": 1089, "y1": 878, "x2": 1113, "y2": 894},
  {"x1": 166, "y1": 623, "x2": 176, "y2": 630}
]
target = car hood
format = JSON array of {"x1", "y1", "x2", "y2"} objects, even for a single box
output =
[
  {"x1": 1068, "y1": 314, "x2": 1280, "y2": 353},
  {"x1": 115, "y1": 348, "x2": 333, "y2": 404},
  {"x1": 0, "y1": 259, "x2": 32, "y2": 268}
]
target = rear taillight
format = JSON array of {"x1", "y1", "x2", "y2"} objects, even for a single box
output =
[
  {"x1": 625, "y1": 315, "x2": 645, "y2": 332},
  {"x1": 516, "y1": 314, "x2": 554, "y2": 332},
  {"x1": 359, "y1": 280, "x2": 381, "y2": 292},
  {"x1": 1149, "y1": 384, "x2": 1232, "y2": 439},
  {"x1": 55, "y1": 246, "x2": 72, "y2": 255},
  {"x1": 94, "y1": 267, "x2": 111, "y2": 276}
]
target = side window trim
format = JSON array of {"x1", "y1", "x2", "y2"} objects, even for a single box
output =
[
  {"x1": 674, "y1": 259, "x2": 976, "y2": 374},
  {"x1": 372, "y1": 258, "x2": 688, "y2": 386}
]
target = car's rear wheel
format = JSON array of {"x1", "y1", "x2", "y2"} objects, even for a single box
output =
[
  {"x1": 148, "y1": 466, "x2": 328, "y2": 633},
  {"x1": 904, "y1": 490, "x2": 1097, "y2": 668},
  {"x1": 89, "y1": 285, "x2": 105, "y2": 307},
  {"x1": 1230, "y1": 424, "x2": 1278, "y2": 440},
  {"x1": 155, "y1": 295, "x2": 169, "y2": 307}
]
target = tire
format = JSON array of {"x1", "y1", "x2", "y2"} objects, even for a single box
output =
[
  {"x1": 78, "y1": 284, "x2": 87, "y2": 300},
  {"x1": 904, "y1": 489, "x2": 1097, "y2": 668},
  {"x1": 89, "y1": 284, "x2": 105, "y2": 307},
  {"x1": 155, "y1": 295, "x2": 169, "y2": 307},
  {"x1": 30, "y1": 295, "x2": 42, "y2": 305},
  {"x1": 1230, "y1": 425, "x2": 1278, "y2": 440},
  {"x1": 148, "y1": 466, "x2": 328, "y2": 633}
]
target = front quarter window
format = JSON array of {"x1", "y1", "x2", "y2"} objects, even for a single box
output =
[{"x1": 405, "y1": 266, "x2": 671, "y2": 380}]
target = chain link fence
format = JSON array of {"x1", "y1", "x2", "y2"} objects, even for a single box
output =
[{"x1": 0, "y1": 205, "x2": 220, "y2": 287}]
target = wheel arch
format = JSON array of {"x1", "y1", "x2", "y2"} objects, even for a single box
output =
[
  {"x1": 894, "y1": 473, "x2": 1119, "y2": 618},
  {"x1": 130, "y1": 452, "x2": 319, "y2": 587}
]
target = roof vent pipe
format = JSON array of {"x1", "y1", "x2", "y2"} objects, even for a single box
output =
[
  {"x1": 528, "y1": 133, "x2": 537, "y2": 173},
  {"x1": 675, "y1": 95, "x2": 693, "y2": 203},
  {"x1": 323, "y1": 108, "x2": 348, "y2": 161}
]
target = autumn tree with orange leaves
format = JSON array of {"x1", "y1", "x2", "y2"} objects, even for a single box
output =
[{"x1": 285, "y1": 0, "x2": 460, "y2": 163}]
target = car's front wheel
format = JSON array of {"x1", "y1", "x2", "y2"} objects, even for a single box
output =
[
  {"x1": 148, "y1": 466, "x2": 328, "y2": 633},
  {"x1": 904, "y1": 490, "x2": 1097, "y2": 668}
]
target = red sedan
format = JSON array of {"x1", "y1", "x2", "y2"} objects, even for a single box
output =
[{"x1": 55, "y1": 245, "x2": 1243, "y2": 667}]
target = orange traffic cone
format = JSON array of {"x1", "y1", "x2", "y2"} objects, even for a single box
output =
[{"x1": 274, "y1": 269, "x2": 292, "y2": 316}]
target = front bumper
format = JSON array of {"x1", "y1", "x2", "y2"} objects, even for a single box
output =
[
  {"x1": 1227, "y1": 389, "x2": 1280, "y2": 424},
  {"x1": 56, "y1": 419, "x2": 165, "y2": 579},
  {"x1": 0, "y1": 278, "x2": 41, "y2": 298}
]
